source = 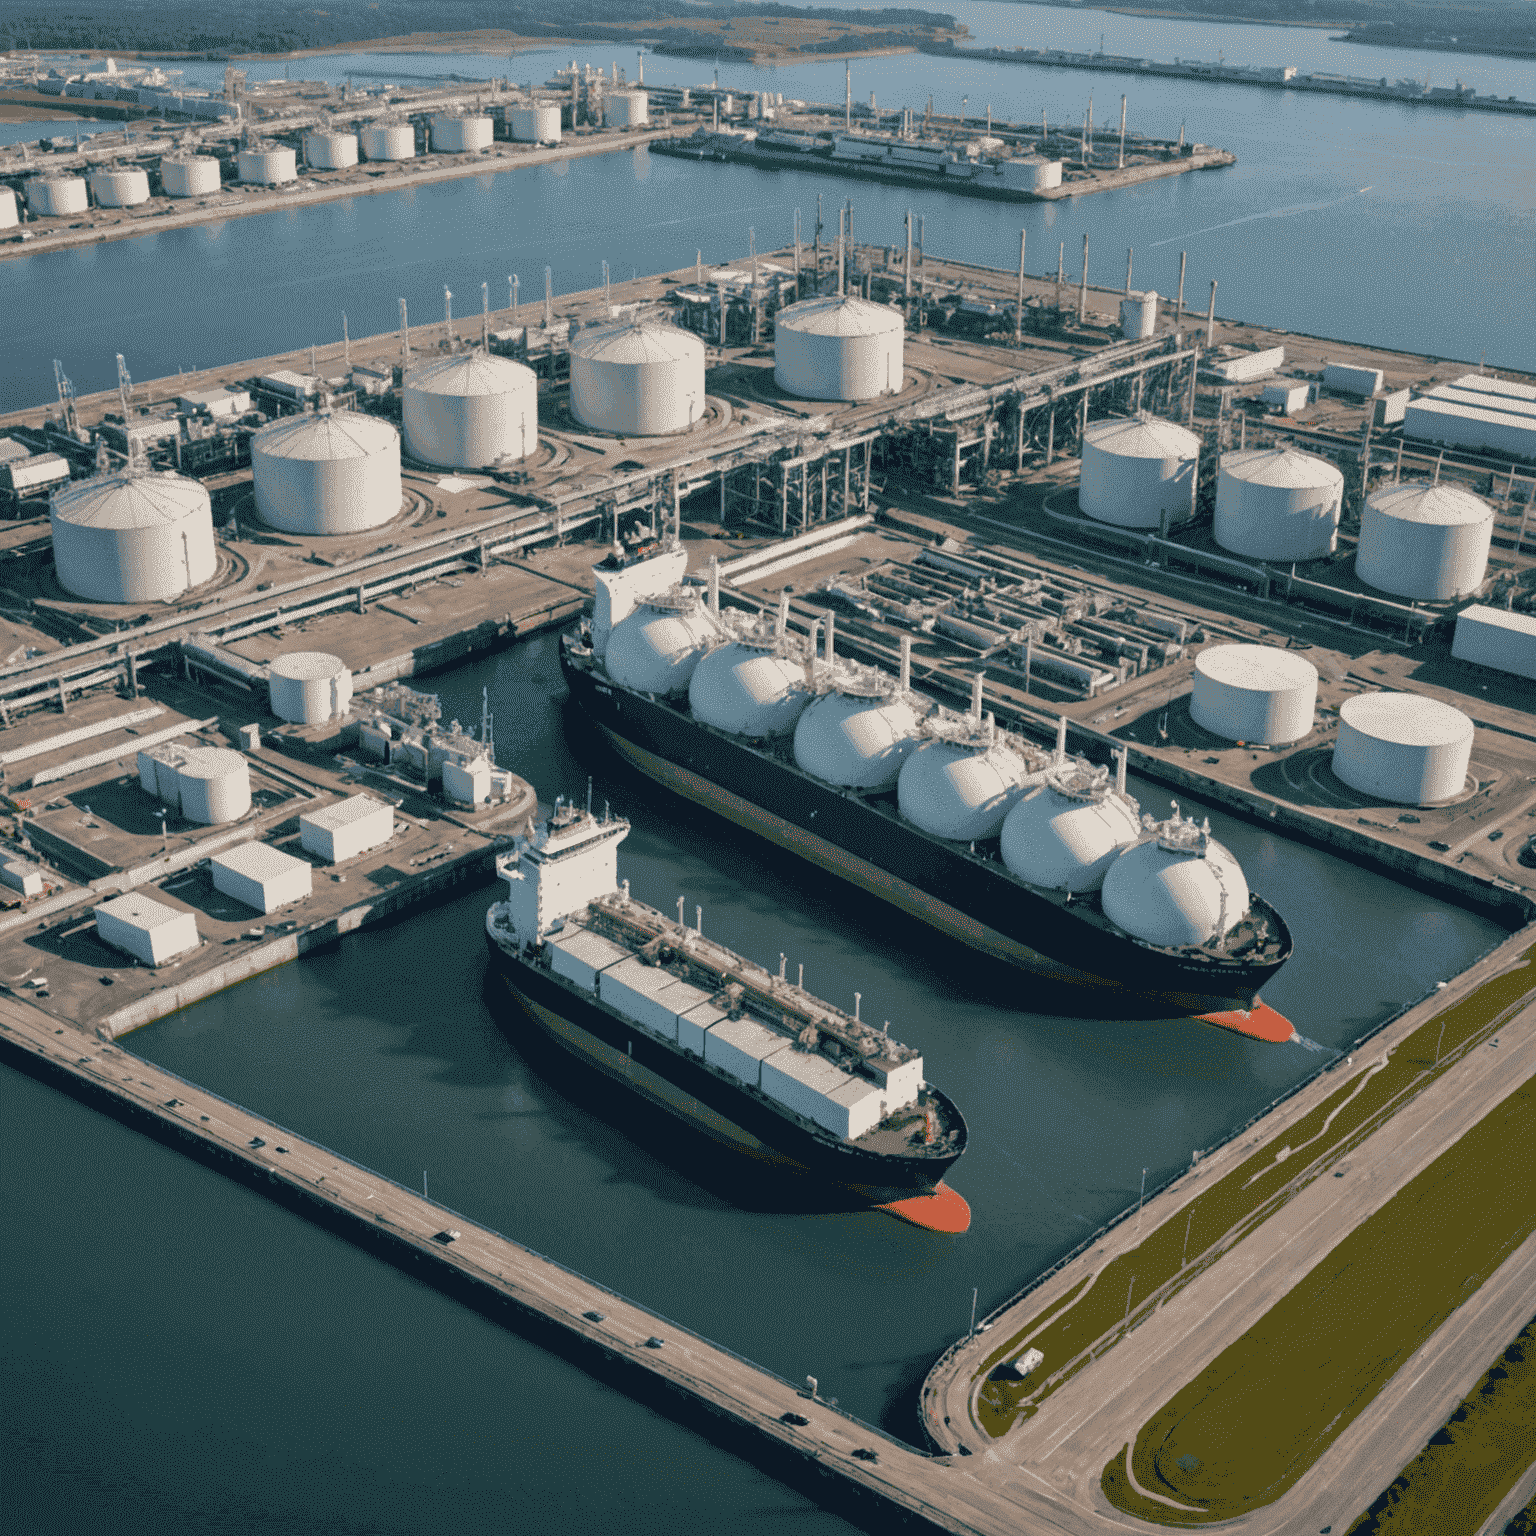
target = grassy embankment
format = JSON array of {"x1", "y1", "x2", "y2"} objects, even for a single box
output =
[
  {"x1": 1099, "y1": 1080, "x2": 1536, "y2": 1523},
  {"x1": 974, "y1": 944, "x2": 1535, "y2": 1438}
]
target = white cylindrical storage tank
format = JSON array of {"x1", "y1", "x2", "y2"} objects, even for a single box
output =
[
  {"x1": 360, "y1": 122, "x2": 415, "y2": 161},
  {"x1": 160, "y1": 155, "x2": 221, "y2": 197},
  {"x1": 603, "y1": 90, "x2": 649, "y2": 127},
  {"x1": 1102, "y1": 818, "x2": 1251, "y2": 948},
  {"x1": 87, "y1": 166, "x2": 150, "y2": 207},
  {"x1": 569, "y1": 321, "x2": 706, "y2": 436},
  {"x1": 237, "y1": 146, "x2": 297, "y2": 185},
  {"x1": 1189, "y1": 645, "x2": 1318, "y2": 745},
  {"x1": 1000, "y1": 763, "x2": 1141, "y2": 892},
  {"x1": 1119, "y1": 290, "x2": 1157, "y2": 340},
  {"x1": 509, "y1": 104, "x2": 561, "y2": 143},
  {"x1": 251, "y1": 411, "x2": 402, "y2": 534},
  {"x1": 0, "y1": 187, "x2": 16, "y2": 229},
  {"x1": 1355, "y1": 482, "x2": 1493, "y2": 601},
  {"x1": 176, "y1": 748, "x2": 252, "y2": 825},
  {"x1": 50, "y1": 471, "x2": 217, "y2": 604},
  {"x1": 793, "y1": 687, "x2": 920, "y2": 790},
  {"x1": 430, "y1": 114, "x2": 492, "y2": 153},
  {"x1": 303, "y1": 130, "x2": 358, "y2": 169},
  {"x1": 1332, "y1": 692, "x2": 1473, "y2": 805},
  {"x1": 897, "y1": 740, "x2": 1035, "y2": 842},
  {"x1": 774, "y1": 296, "x2": 905, "y2": 402},
  {"x1": 1213, "y1": 446, "x2": 1344, "y2": 562},
  {"x1": 26, "y1": 176, "x2": 88, "y2": 216},
  {"x1": 1078, "y1": 416, "x2": 1200, "y2": 529},
  {"x1": 402, "y1": 352, "x2": 538, "y2": 469},
  {"x1": 605, "y1": 593, "x2": 721, "y2": 697},
  {"x1": 688, "y1": 641, "x2": 810, "y2": 737},
  {"x1": 269, "y1": 652, "x2": 354, "y2": 724}
]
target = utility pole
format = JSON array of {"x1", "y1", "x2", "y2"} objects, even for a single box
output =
[
  {"x1": 1015, "y1": 228, "x2": 1026, "y2": 342},
  {"x1": 398, "y1": 297, "x2": 409, "y2": 369},
  {"x1": 904, "y1": 208, "x2": 913, "y2": 325},
  {"x1": 1125, "y1": 245, "x2": 1133, "y2": 295},
  {"x1": 1206, "y1": 277, "x2": 1218, "y2": 347},
  {"x1": 1117, "y1": 93, "x2": 1127, "y2": 170},
  {"x1": 1175, "y1": 250, "x2": 1187, "y2": 326},
  {"x1": 1077, "y1": 231, "x2": 1089, "y2": 324}
]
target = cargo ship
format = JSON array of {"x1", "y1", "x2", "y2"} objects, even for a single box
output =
[
  {"x1": 557, "y1": 538, "x2": 1295, "y2": 1035},
  {"x1": 483, "y1": 796, "x2": 971, "y2": 1232}
]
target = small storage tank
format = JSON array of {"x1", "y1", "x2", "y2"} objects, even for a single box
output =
[
  {"x1": 25, "y1": 176, "x2": 88, "y2": 216},
  {"x1": 509, "y1": 104, "x2": 561, "y2": 143},
  {"x1": 251, "y1": 410, "x2": 402, "y2": 534},
  {"x1": 775, "y1": 296, "x2": 904, "y2": 402},
  {"x1": 1119, "y1": 290, "x2": 1158, "y2": 341},
  {"x1": 1078, "y1": 415, "x2": 1200, "y2": 529},
  {"x1": 1213, "y1": 446, "x2": 1344, "y2": 562},
  {"x1": 237, "y1": 145, "x2": 297, "y2": 185},
  {"x1": 87, "y1": 166, "x2": 150, "y2": 207},
  {"x1": 793, "y1": 683, "x2": 920, "y2": 790},
  {"x1": 50, "y1": 470, "x2": 217, "y2": 604},
  {"x1": 897, "y1": 737, "x2": 1036, "y2": 842},
  {"x1": 430, "y1": 114, "x2": 493, "y2": 153},
  {"x1": 160, "y1": 155, "x2": 221, "y2": 197},
  {"x1": 402, "y1": 352, "x2": 539, "y2": 468},
  {"x1": 176, "y1": 748, "x2": 252, "y2": 825},
  {"x1": 603, "y1": 90, "x2": 649, "y2": 128},
  {"x1": 1101, "y1": 814, "x2": 1251, "y2": 948},
  {"x1": 604, "y1": 591, "x2": 721, "y2": 697},
  {"x1": 1355, "y1": 482, "x2": 1493, "y2": 601},
  {"x1": 0, "y1": 187, "x2": 16, "y2": 229},
  {"x1": 688, "y1": 640, "x2": 810, "y2": 737},
  {"x1": 1189, "y1": 644, "x2": 1318, "y2": 745},
  {"x1": 570, "y1": 320, "x2": 706, "y2": 435},
  {"x1": 1332, "y1": 692, "x2": 1473, "y2": 805},
  {"x1": 360, "y1": 122, "x2": 415, "y2": 161},
  {"x1": 270, "y1": 651, "x2": 353, "y2": 724},
  {"x1": 303, "y1": 130, "x2": 358, "y2": 169},
  {"x1": 999, "y1": 760, "x2": 1141, "y2": 892}
]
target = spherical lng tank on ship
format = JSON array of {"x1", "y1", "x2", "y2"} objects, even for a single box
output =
[
  {"x1": 1078, "y1": 415, "x2": 1200, "y2": 529},
  {"x1": 430, "y1": 114, "x2": 492, "y2": 153},
  {"x1": 775, "y1": 296, "x2": 904, "y2": 402},
  {"x1": 303, "y1": 130, "x2": 358, "y2": 169},
  {"x1": 603, "y1": 90, "x2": 649, "y2": 127},
  {"x1": 160, "y1": 155, "x2": 221, "y2": 197},
  {"x1": 1332, "y1": 692, "x2": 1473, "y2": 805},
  {"x1": 176, "y1": 748, "x2": 251, "y2": 825},
  {"x1": 1213, "y1": 446, "x2": 1345, "y2": 562},
  {"x1": 402, "y1": 352, "x2": 538, "y2": 468},
  {"x1": 26, "y1": 176, "x2": 87, "y2": 216},
  {"x1": 50, "y1": 471, "x2": 217, "y2": 604},
  {"x1": 793, "y1": 686, "x2": 920, "y2": 790},
  {"x1": 509, "y1": 105, "x2": 561, "y2": 142},
  {"x1": 1101, "y1": 818, "x2": 1251, "y2": 948},
  {"x1": 1355, "y1": 482, "x2": 1493, "y2": 601},
  {"x1": 270, "y1": 652, "x2": 353, "y2": 724},
  {"x1": 0, "y1": 187, "x2": 16, "y2": 229},
  {"x1": 237, "y1": 145, "x2": 297, "y2": 185},
  {"x1": 360, "y1": 123, "x2": 415, "y2": 161},
  {"x1": 688, "y1": 641, "x2": 810, "y2": 736},
  {"x1": 605, "y1": 593, "x2": 721, "y2": 697},
  {"x1": 251, "y1": 411, "x2": 402, "y2": 534},
  {"x1": 569, "y1": 320, "x2": 706, "y2": 436},
  {"x1": 897, "y1": 739, "x2": 1036, "y2": 842},
  {"x1": 88, "y1": 166, "x2": 150, "y2": 207},
  {"x1": 999, "y1": 762, "x2": 1141, "y2": 892},
  {"x1": 1189, "y1": 644, "x2": 1318, "y2": 745}
]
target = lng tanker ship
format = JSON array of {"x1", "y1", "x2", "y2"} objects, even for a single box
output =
[
  {"x1": 558, "y1": 538, "x2": 1294, "y2": 1035},
  {"x1": 484, "y1": 796, "x2": 971, "y2": 1231}
]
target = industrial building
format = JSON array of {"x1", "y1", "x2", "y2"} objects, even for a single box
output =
[
  {"x1": 1332, "y1": 692, "x2": 1474, "y2": 805},
  {"x1": 211, "y1": 842, "x2": 314, "y2": 914},
  {"x1": 1452, "y1": 605, "x2": 1536, "y2": 681},
  {"x1": 301, "y1": 795, "x2": 395, "y2": 863},
  {"x1": 94, "y1": 891, "x2": 199, "y2": 965}
]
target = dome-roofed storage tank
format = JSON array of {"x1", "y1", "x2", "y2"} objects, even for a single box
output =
[
  {"x1": 1189, "y1": 644, "x2": 1318, "y2": 745},
  {"x1": 176, "y1": 748, "x2": 251, "y2": 825},
  {"x1": 1101, "y1": 812, "x2": 1251, "y2": 948},
  {"x1": 237, "y1": 144, "x2": 297, "y2": 184},
  {"x1": 430, "y1": 114, "x2": 492, "y2": 153},
  {"x1": 1332, "y1": 692, "x2": 1473, "y2": 805},
  {"x1": 1355, "y1": 481, "x2": 1493, "y2": 601},
  {"x1": 1078, "y1": 415, "x2": 1200, "y2": 529},
  {"x1": 360, "y1": 122, "x2": 415, "y2": 160},
  {"x1": 160, "y1": 155, "x2": 221, "y2": 197},
  {"x1": 251, "y1": 410, "x2": 402, "y2": 534},
  {"x1": 794, "y1": 675, "x2": 921, "y2": 791},
  {"x1": 999, "y1": 759, "x2": 1141, "y2": 892},
  {"x1": 87, "y1": 166, "x2": 150, "y2": 207},
  {"x1": 775, "y1": 296, "x2": 904, "y2": 402},
  {"x1": 509, "y1": 104, "x2": 561, "y2": 142},
  {"x1": 569, "y1": 320, "x2": 706, "y2": 436},
  {"x1": 1213, "y1": 446, "x2": 1344, "y2": 562},
  {"x1": 270, "y1": 651, "x2": 353, "y2": 724},
  {"x1": 50, "y1": 470, "x2": 217, "y2": 604},
  {"x1": 26, "y1": 176, "x2": 87, "y2": 216},
  {"x1": 603, "y1": 90, "x2": 649, "y2": 127},
  {"x1": 402, "y1": 351, "x2": 538, "y2": 469},
  {"x1": 897, "y1": 731, "x2": 1037, "y2": 842},
  {"x1": 688, "y1": 638, "x2": 810, "y2": 737},
  {"x1": 0, "y1": 187, "x2": 16, "y2": 229},
  {"x1": 303, "y1": 129, "x2": 358, "y2": 169},
  {"x1": 605, "y1": 589, "x2": 722, "y2": 697}
]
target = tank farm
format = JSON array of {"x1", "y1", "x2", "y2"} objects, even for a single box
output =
[{"x1": 2, "y1": 200, "x2": 1535, "y2": 1536}]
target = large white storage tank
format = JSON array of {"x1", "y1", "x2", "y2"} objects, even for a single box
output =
[
  {"x1": 402, "y1": 352, "x2": 538, "y2": 468},
  {"x1": 1213, "y1": 446, "x2": 1344, "y2": 562},
  {"x1": 793, "y1": 684, "x2": 920, "y2": 790},
  {"x1": 605, "y1": 591, "x2": 721, "y2": 697},
  {"x1": 1332, "y1": 692, "x2": 1473, "y2": 805},
  {"x1": 0, "y1": 187, "x2": 16, "y2": 229},
  {"x1": 1078, "y1": 416, "x2": 1200, "y2": 529},
  {"x1": 1189, "y1": 645, "x2": 1318, "y2": 745},
  {"x1": 270, "y1": 651, "x2": 353, "y2": 724},
  {"x1": 1101, "y1": 815, "x2": 1251, "y2": 948},
  {"x1": 999, "y1": 761, "x2": 1140, "y2": 892},
  {"x1": 237, "y1": 145, "x2": 297, "y2": 185},
  {"x1": 161, "y1": 155, "x2": 221, "y2": 197},
  {"x1": 176, "y1": 748, "x2": 252, "y2": 825},
  {"x1": 775, "y1": 296, "x2": 904, "y2": 402},
  {"x1": 360, "y1": 122, "x2": 415, "y2": 161},
  {"x1": 26, "y1": 176, "x2": 88, "y2": 216},
  {"x1": 509, "y1": 104, "x2": 561, "y2": 143},
  {"x1": 50, "y1": 471, "x2": 217, "y2": 604},
  {"x1": 88, "y1": 166, "x2": 150, "y2": 207},
  {"x1": 430, "y1": 114, "x2": 492, "y2": 153},
  {"x1": 251, "y1": 410, "x2": 402, "y2": 534},
  {"x1": 1355, "y1": 482, "x2": 1493, "y2": 601},
  {"x1": 897, "y1": 738, "x2": 1035, "y2": 842},
  {"x1": 569, "y1": 320, "x2": 706, "y2": 435},
  {"x1": 303, "y1": 130, "x2": 358, "y2": 169},
  {"x1": 603, "y1": 91, "x2": 649, "y2": 127},
  {"x1": 688, "y1": 641, "x2": 810, "y2": 737}
]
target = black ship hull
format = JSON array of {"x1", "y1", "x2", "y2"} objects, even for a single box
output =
[{"x1": 561, "y1": 640, "x2": 1291, "y2": 1016}]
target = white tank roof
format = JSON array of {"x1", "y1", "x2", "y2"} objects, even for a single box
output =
[
  {"x1": 1083, "y1": 414, "x2": 1201, "y2": 460},
  {"x1": 52, "y1": 470, "x2": 207, "y2": 528},
  {"x1": 571, "y1": 320, "x2": 704, "y2": 365},
  {"x1": 896, "y1": 738, "x2": 1034, "y2": 843},
  {"x1": 1194, "y1": 644, "x2": 1316, "y2": 693},
  {"x1": 999, "y1": 761, "x2": 1141, "y2": 892},
  {"x1": 271, "y1": 650, "x2": 349, "y2": 683},
  {"x1": 688, "y1": 641, "x2": 810, "y2": 737},
  {"x1": 252, "y1": 410, "x2": 397, "y2": 461},
  {"x1": 776, "y1": 295, "x2": 904, "y2": 337},
  {"x1": 405, "y1": 351, "x2": 535, "y2": 396},
  {"x1": 1101, "y1": 815, "x2": 1251, "y2": 948},
  {"x1": 1221, "y1": 446, "x2": 1342, "y2": 491},
  {"x1": 793, "y1": 687, "x2": 920, "y2": 790},
  {"x1": 1337, "y1": 691, "x2": 1472, "y2": 748},
  {"x1": 1364, "y1": 482, "x2": 1490, "y2": 526}
]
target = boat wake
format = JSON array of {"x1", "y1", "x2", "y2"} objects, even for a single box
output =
[
  {"x1": 1289, "y1": 1032, "x2": 1336, "y2": 1054},
  {"x1": 1149, "y1": 186, "x2": 1374, "y2": 247}
]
